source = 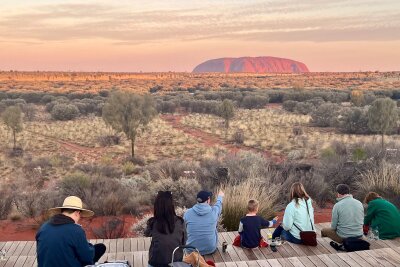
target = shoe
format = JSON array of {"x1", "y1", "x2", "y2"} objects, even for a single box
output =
[{"x1": 330, "y1": 241, "x2": 345, "y2": 251}]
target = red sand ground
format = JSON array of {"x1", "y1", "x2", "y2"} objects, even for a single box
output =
[{"x1": 0, "y1": 209, "x2": 331, "y2": 241}]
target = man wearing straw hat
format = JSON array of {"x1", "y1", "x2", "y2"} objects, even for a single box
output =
[{"x1": 36, "y1": 196, "x2": 106, "y2": 267}]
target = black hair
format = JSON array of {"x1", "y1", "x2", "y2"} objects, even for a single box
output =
[
  {"x1": 336, "y1": 184, "x2": 350, "y2": 195},
  {"x1": 154, "y1": 191, "x2": 176, "y2": 234}
]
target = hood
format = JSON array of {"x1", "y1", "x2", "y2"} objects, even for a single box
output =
[
  {"x1": 49, "y1": 214, "x2": 75, "y2": 225},
  {"x1": 192, "y1": 203, "x2": 212, "y2": 216},
  {"x1": 336, "y1": 194, "x2": 353, "y2": 202}
]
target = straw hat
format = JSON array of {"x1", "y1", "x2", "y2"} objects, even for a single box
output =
[{"x1": 48, "y1": 196, "x2": 94, "y2": 217}]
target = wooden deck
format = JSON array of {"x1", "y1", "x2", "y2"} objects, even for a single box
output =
[{"x1": 1, "y1": 223, "x2": 400, "y2": 267}]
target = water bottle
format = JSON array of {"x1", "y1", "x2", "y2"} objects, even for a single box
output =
[{"x1": 372, "y1": 226, "x2": 379, "y2": 240}]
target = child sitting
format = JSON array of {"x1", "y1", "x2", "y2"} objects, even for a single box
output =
[{"x1": 237, "y1": 199, "x2": 278, "y2": 248}]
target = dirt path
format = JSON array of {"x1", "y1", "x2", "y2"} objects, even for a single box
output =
[
  {"x1": 26, "y1": 130, "x2": 109, "y2": 162},
  {"x1": 161, "y1": 114, "x2": 284, "y2": 163}
]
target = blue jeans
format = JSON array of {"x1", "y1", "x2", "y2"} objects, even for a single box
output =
[{"x1": 272, "y1": 225, "x2": 302, "y2": 244}]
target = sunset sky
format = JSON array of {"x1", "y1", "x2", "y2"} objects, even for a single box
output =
[{"x1": 0, "y1": 0, "x2": 399, "y2": 72}]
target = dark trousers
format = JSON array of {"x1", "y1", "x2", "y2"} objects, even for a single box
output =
[
  {"x1": 94, "y1": 243, "x2": 106, "y2": 263},
  {"x1": 272, "y1": 225, "x2": 302, "y2": 244}
]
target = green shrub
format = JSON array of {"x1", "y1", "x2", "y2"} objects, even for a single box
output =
[{"x1": 51, "y1": 103, "x2": 80, "y2": 120}]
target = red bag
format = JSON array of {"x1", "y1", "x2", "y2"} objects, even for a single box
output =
[
  {"x1": 233, "y1": 235, "x2": 241, "y2": 246},
  {"x1": 293, "y1": 200, "x2": 317, "y2": 246},
  {"x1": 232, "y1": 235, "x2": 269, "y2": 247}
]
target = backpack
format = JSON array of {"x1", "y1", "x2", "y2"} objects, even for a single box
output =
[
  {"x1": 86, "y1": 260, "x2": 131, "y2": 267},
  {"x1": 342, "y1": 237, "x2": 370, "y2": 252}
]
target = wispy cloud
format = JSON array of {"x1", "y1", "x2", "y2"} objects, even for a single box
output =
[{"x1": 0, "y1": 0, "x2": 399, "y2": 44}]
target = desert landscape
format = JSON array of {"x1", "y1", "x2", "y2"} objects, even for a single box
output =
[{"x1": 0, "y1": 71, "x2": 399, "y2": 241}]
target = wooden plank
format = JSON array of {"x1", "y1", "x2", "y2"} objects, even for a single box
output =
[
  {"x1": 246, "y1": 260, "x2": 261, "y2": 267},
  {"x1": 133, "y1": 251, "x2": 143, "y2": 267},
  {"x1": 316, "y1": 254, "x2": 339, "y2": 267},
  {"x1": 212, "y1": 248, "x2": 224, "y2": 263},
  {"x1": 116, "y1": 238, "x2": 124, "y2": 254},
  {"x1": 220, "y1": 233, "x2": 241, "y2": 262},
  {"x1": 345, "y1": 252, "x2": 373, "y2": 267},
  {"x1": 235, "y1": 261, "x2": 248, "y2": 267},
  {"x1": 225, "y1": 262, "x2": 238, "y2": 267},
  {"x1": 266, "y1": 259, "x2": 282, "y2": 267},
  {"x1": 252, "y1": 248, "x2": 268, "y2": 260},
  {"x1": 216, "y1": 263, "x2": 226, "y2": 267},
  {"x1": 142, "y1": 251, "x2": 149, "y2": 267},
  {"x1": 5, "y1": 242, "x2": 19, "y2": 256},
  {"x1": 296, "y1": 256, "x2": 316, "y2": 267},
  {"x1": 256, "y1": 259, "x2": 272, "y2": 267},
  {"x1": 3, "y1": 256, "x2": 18, "y2": 267},
  {"x1": 137, "y1": 238, "x2": 145, "y2": 251},
  {"x1": 369, "y1": 248, "x2": 400, "y2": 267},
  {"x1": 21, "y1": 256, "x2": 36, "y2": 267},
  {"x1": 279, "y1": 243, "x2": 298, "y2": 258},
  {"x1": 242, "y1": 247, "x2": 258, "y2": 261},
  {"x1": 307, "y1": 255, "x2": 328, "y2": 267},
  {"x1": 258, "y1": 247, "x2": 275, "y2": 260},
  {"x1": 131, "y1": 238, "x2": 138, "y2": 252},
  {"x1": 317, "y1": 238, "x2": 338, "y2": 254},
  {"x1": 326, "y1": 254, "x2": 350, "y2": 267},
  {"x1": 355, "y1": 251, "x2": 384, "y2": 267},
  {"x1": 109, "y1": 239, "x2": 117, "y2": 253},
  {"x1": 217, "y1": 247, "x2": 232, "y2": 262},
  {"x1": 20, "y1": 242, "x2": 33, "y2": 257},
  {"x1": 226, "y1": 232, "x2": 250, "y2": 261},
  {"x1": 144, "y1": 237, "x2": 151, "y2": 251},
  {"x1": 336, "y1": 253, "x2": 363, "y2": 267},
  {"x1": 12, "y1": 241, "x2": 27, "y2": 258},
  {"x1": 27, "y1": 243, "x2": 36, "y2": 257},
  {"x1": 276, "y1": 258, "x2": 295, "y2": 267},
  {"x1": 123, "y1": 238, "x2": 131, "y2": 252},
  {"x1": 102, "y1": 239, "x2": 110, "y2": 254},
  {"x1": 12, "y1": 255, "x2": 27, "y2": 267},
  {"x1": 364, "y1": 249, "x2": 396, "y2": 267},
  {"x1": 284, "y1": 242, "x2": 307, "y2": 257},
  {"x1": 287, "y1": 257, "x2": 307, "y2": 267},
  {"x1": 107, "y1": 252, "x2": 117, "y2": 262}
]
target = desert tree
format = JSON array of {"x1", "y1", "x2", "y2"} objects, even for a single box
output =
[
  {"x1": 102, "y1": 91, "x2": 157, "y2": 157},
  {"x1": 218, "y1": 99, "x2": 235, "y2": 138},
  {"x1": 367, "y1": 98, "x2": 398, "y2": 149},
  {"x1": 2, "y1": 105, "x2": 23, "y2": 149}
]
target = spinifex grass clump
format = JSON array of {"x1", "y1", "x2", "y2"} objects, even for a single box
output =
[{"x1": 221, "y1": 179, "x2": 280, "y2": 231}]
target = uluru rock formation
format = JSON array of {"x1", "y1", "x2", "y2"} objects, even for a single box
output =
[{"x1": 193, "y1": 56, "x2": 309, "y2": 73}]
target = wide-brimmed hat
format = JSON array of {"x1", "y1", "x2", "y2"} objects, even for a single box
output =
[{"x1": 48, "y1": 196, "x2": 94, "y2": 217}]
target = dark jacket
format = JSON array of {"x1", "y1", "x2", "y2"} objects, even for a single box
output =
[
  {"x1": 364, "y1": 198, "x2": 400, "y2": 240},
  {"x1": 36, "y1": 214, "x2": 94, "y2": 267},
  {"x1": 145, "y1": 216, "x2": 186, "y2": 267}
]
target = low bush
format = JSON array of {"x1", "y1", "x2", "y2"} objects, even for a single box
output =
[
  {"x1": 51, "y1": 103, "x2": 80, "y2": 121},
  {"x1": 232, "y1": 130, "x2": 245, "y2": 144},
  {"x1": 92, "y1": 217, "x2": 127, "y2": 239},
  {"x1": 311, "y1": 103, "x2": 341, "y2": 127},
  {"x1": 355, "y1": 161, "x2": 400, "y2": 208},
  {"x1": 221, "y1": 179, "x2": 281, "y2": 231},
  {"x1": 0, "y1": 188, "x2": 13, "y2": 220}
]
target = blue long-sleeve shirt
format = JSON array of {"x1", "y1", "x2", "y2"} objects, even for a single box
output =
[
  {"x1": 238, "y1": 215, "x2": 273, "y2": 248},
  {"x1": 183, "y1": 196, "x2": 223, "y2": 255}
]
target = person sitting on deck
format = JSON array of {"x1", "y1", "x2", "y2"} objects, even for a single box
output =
[
  {"x1": 363, "y1": 192, "x2": 400, "y2": 240},
  {"x1": 272, "y1": 182, "x2": 315, "y2": 244},
  {"x1": 237, "y1": 199, "x2": 278, "y2": 248},
  {"x1": 321, "y1": 184, "x2": 364, "y2": 243},
  {"x1": 184, "y1": 190, "x2": 224, "y2": 255},
  {"x1": 36, "y1": 196, "x2": 106, "y2": 267},
  {"x1": 144, "y1": 191, "x2": 186, "y2": 267}
]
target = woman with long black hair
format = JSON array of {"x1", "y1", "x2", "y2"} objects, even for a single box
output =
[{"x1": 145, "y1": 191, "x2": 186, "y2": 267}]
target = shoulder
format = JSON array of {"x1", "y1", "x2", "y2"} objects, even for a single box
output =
[{"x1": 175, "y1": 215, "x2": 184, "y2": 224}]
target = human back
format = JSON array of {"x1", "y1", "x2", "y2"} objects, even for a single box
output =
[
  {"x1": 145, "y1": 191, "x2": 186, "y2": 267},
  {"x1": 184, "y1": 190, "x2": 224, "y2": 255},
  {"x1": 331, "y1": 186, "x2": 364, "y2": 238},
  {"x1": 364, "y1": 192, "x2": 400, "y2": 240}
]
